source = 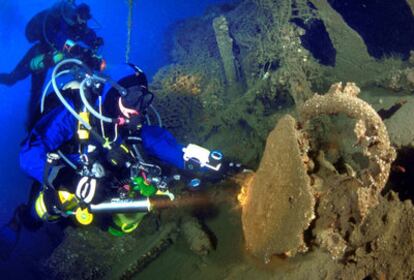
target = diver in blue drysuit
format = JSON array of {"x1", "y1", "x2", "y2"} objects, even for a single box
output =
[
  {"x1": 19, "y1": 65, "x2": 188, "y2": 219},
  {"x1": 0, "y1": 1, "x2": 104, "y2": 130},
  {"x1": 0, "y1": 64, "x2": 233, "y2": 260},
  {"x1": 19, "y1": 112, "x2": 187, "y2": 185}
]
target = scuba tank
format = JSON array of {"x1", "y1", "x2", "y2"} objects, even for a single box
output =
[
  {"x1": 30, "y1": 51, "x2": 64, "y2": 72},
  {"x1": 25, "y1": 9, "x2": 48, "y2": 43}
]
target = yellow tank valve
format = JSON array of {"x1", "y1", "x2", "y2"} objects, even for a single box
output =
[{"x1": 75, "y1": 207, "x2": 94, "y2": 225}]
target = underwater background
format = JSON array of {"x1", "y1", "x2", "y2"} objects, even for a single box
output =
[{"x1": 2, "y1": 0, "x2": 414, "y2": 279}]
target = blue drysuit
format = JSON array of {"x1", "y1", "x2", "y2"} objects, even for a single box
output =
[{"x1": 20, "y1": 105, "x2": 185, "y2": 184}]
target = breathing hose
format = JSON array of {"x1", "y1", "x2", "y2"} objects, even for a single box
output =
[
  {"x1": 52, "y1": 59, "x2": 93, "y2": 130},
  {"x1": 150, "y1": 104, "x2": 163, "y2": 127},
  {"x1": 50, "y1": 58, "x2": 162, "y2": 151},
  {"x1": 79, "y1": 78, "x2": 115, "y2": 123},
  {"x1": 41, "y1": 69, "x2": 71, "y2": 113},
  {"x1": 52, "y1": 59, "x2": 93, "y2": 131}
]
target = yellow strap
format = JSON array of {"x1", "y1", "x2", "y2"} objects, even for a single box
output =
[
  {"x1": 34, "y1": 192, "x2": 60, "y2": 221},
  {"x1": 34, "y1": 192, "x2": 47, "y2": 219},
  {"x1": 120, "y1": 144, "x2": 129, "y2": 153}
]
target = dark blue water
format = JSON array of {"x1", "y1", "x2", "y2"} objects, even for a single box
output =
[
  {"x1": 291, "y1": 17, "x2": 336, "y2": 66},
  {"x1": 0, "y1": 0, "x2": 230, "y2": 277},
  {"x1": 328, "y1": 0, "x2": 414, "y2": 59}
]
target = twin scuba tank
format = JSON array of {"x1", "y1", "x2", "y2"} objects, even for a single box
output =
[{"x1": 30, "y1": 51, "x2": 64, "y2": 72}]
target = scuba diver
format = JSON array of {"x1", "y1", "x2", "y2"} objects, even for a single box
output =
[
  {"x1": 0, "y1": 1, "x2": 104, "y2": 130},
  {"x1": 0, "y1": 58, "x2": 243, "y2": 260}
]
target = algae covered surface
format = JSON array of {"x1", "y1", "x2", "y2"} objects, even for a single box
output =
[{"x1": 27, "y1": 0, "x2": 414, "y2": 279}]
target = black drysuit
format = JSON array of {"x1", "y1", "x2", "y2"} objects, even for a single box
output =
[{"x1": 0, "y1": 2, "x2": 102, "y2": 130}]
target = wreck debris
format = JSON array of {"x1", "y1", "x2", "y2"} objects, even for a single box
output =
[
  {"x1": 410, "y1": 50, "x2": 414, "y2": 65},
  {"x1": 152, "y1": 87, "x2": 204, "y2": 140},
  {"x1": 312, "y1": 176, "x2": 364, "y2": 259},
  {"x1": 43, "y1": 219, "x2": 179, "y2": 279},
  {"x1": 300, "y1": 82, "x2": 396, "y2": 192},
  {"x1": 298, "y1": 83, "x2": 397, "y2": 259},
  {"x1": 307, "y1": 0, "x2": 402, "y2": 85},
  {"x1": 212, "y1": 15, "x2": 239, "y2": 86},
  {"x1": 384, "y1": 98, "x2": 414, "y2": 148},
  {"x1": 181, "y1": 216, "x2": 212, "y2": 256},
  {"x1": 110, "y1": 222, "x2": 178, "y2": 280},
  {"x1": 42, "y1": 205, "x2": 217, "y2": 279},
  {"x1": 387, "y1": 70, "x2": 408, "y2": 92},
  {"x1": 240, "y1": 83, "x2": 397, "y2": 263},
  {"x1": 160, "y1": 68, "x2": 202, "y2": 96},
  {"x1": 316, "y1": 228, "x2": 347, "y2": 260},
  {"x1": 307, "y1": 0, "x2": 378, "y2": 83},
  {"x1": 408, "y1": 0, "x2": 414, "y2": 16},
  {"x1": 377, "y1": 100, "x2": 407, "y2": 120},
  {"x1": 241, "y1": 115, "x2": 315, "y2": 262},
  {"x1": 270, "y1": 24, "x2": 315, "y2": 106},
  {"x1": 381, "y1": 68, "x2": 414, "y2": 92},
  {"x1": 42, "y1": 226, "x2": 127, "y2": 280}
]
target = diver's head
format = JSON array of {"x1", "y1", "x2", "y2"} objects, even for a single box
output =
[
  {"x1": 61, "y1": 2, "x2": 92, "y2": 27},
  {"x1": 103, "y1": 64, "x2": 152, "y2": 118},
  {"x1": 75, "y1": 3, "x2": 91, "y2": 25}
]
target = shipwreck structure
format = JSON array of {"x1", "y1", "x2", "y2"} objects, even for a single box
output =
[{"x1": 39, "y1": 1, "x2": 414, "y2": 279}]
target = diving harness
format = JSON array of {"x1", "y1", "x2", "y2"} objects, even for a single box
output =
[
  {"x1": 36, "y1": 58, "x2": 222, "y2": 235},
  {"x1": 37, "y1": 58, "x2": 174, "y2": 232}
]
